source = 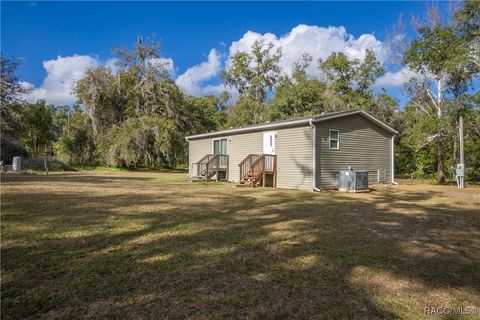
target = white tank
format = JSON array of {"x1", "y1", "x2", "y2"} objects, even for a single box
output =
[{"x1": 12, "y1": 157, "x2": 21, "y2": 172}]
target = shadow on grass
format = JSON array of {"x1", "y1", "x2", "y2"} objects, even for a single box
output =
[{"x1": 1, "y1": 173, "x2": 479, "y2": 319}]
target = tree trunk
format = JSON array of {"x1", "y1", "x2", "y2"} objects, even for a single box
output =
[
  {"x1": 437, "y1": 137, "x2": 445, "y2": 184},
  {"x1": 435, "y1": 78, "x2": 445, "y2": 184}
]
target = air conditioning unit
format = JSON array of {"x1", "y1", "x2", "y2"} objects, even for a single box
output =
[{"x1": 336, "y1": 170, "x2": 369, "y2": 192}]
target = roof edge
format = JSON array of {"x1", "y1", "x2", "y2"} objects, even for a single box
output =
[
  {"x1": 186, "y1": 117, "x2": 312, "y2": 140},
  {"x1": 186, "y1": 109, "x2": 397, "y2": 140},
  {"x1": 312, "y1": 110, "x2": 398, "y2": 134}
]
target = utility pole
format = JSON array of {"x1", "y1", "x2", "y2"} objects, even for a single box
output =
[{"x1": 458, "y1": 116, "x2": 464, "y2": 188}]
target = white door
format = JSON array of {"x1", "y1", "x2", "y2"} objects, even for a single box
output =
[{"x1": 263, "y1": 132, "x2": 276, "y2": 155}]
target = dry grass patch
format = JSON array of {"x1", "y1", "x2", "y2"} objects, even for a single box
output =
[{"x1": 1, "y1": 172, "x2": 479, "y2": 319}]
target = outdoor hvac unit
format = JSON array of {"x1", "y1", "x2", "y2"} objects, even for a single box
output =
[{"x1": 336, "y1": 169, "x2": 369, "y2": 192}]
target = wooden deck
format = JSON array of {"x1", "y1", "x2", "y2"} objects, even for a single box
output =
[
  {"x1": 191, "y1": 153, "x2": 277, "y2": 188},
  {"x1": 191, "y1": 154, "x2": 229, "y2": 181},
  {"x1": 238, "y1": 154, "x2": 277, "y2": 188}
]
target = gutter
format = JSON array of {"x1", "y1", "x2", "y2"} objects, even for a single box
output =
[
  {"x1": 309, "y1": 119, "x2": 321, "y2": 192},
  {"x1": 186, "y1": 118, "x2": 312, "y2": 140}
]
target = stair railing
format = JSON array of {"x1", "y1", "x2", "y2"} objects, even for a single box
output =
[
  {"x1": 239, "y1": 154, "x2": 260, "y2": 182},
  {"x1": 250, "y1": 154, "x2": 266, "y2": 187},
  {"x1": 204, "y1": 154, "x2": 229, "y2": 181},
  {"x1": 194, "y1": 154, "x2": 214, "y2": 177}
]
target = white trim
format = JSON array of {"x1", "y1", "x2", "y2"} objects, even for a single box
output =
[
  {"x1": 187, "y1": 118, "x2": 312, "y2": 140},
  {"x1": 188, "y1": 140, "x2": 192, "y2": 177},
  {"x1": 309, "y1": 120, "x2": 321, "y2": 192},
  {"x1": 186, "y1": 109, "x2": 398, "y2": 140},
  {"x1": 329, "y1": 129, "x2": 340, "y2": 150},
  {"x1": 212, "y1": 137, "x2": 228, "y2": 154}
]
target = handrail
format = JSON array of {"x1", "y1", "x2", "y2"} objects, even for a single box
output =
[
  {"x1": 193, "y1": 154, "x2": 214, "y2": 177},
  {"x1": 194, "y1": 154, "x2": 214, "y2": 165},
  {"x1": 239, "y1": 154, "x2": 277, "y2": 186},
  {"x1": 194, "y1": 154, "x2": 229, "y2": 180},
  {"x1": 250, "y1": 155, "x2": 265, "y2": 187},
  {"x1": 239, "y1": 154, "x2": 260, "y2": 182},
  {"x1": 238, "y1": 154, "x2": 259, "y2": 168}
]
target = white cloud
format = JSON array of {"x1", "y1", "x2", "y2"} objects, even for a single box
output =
[
  {"x1": 148, "y1": 57, "x2": 176, "y2": 77},
  {"x1": 375, "y1": 68, "x2": 420, "y2": 88},
  {"x1": 227, "y1": 25, "x2": 388, "y2": 77},
  {"x1": 105, "y1": 58, "x2": 120, "y2": 74},
  {"x1": 22, "y1": 24, "x2": 407, "y2": 103},
  {"x1": 23, "y1": 55, "x2": 99, "y2": 105},
  {"x1": 173, "y1": 25, "x2": 392, "y2": 97},
  {"x1": 175, "y1": 49, "x2": 221, "y2": 96}
]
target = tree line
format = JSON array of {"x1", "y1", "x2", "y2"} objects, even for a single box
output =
[{"x1": 1, "y1": 2, "x2": 479, "y2": 182}]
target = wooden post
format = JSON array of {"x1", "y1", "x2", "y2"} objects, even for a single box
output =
[
  {"x1": 274, "y1": 155, "x2": 277, "y2": 188},
  {"x1": 226, "y1": 155, "x2": 229, "y2": 181},
  {"x1": 459, "y1": 116, "x2": 464, "y2": 188},
  {"x1": 206, "y1": 162, "x2": 209, "y2": 181}
]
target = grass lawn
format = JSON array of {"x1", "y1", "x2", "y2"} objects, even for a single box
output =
[{"x1": 1, "y1": 171, "x2": 479, "y2": 319}]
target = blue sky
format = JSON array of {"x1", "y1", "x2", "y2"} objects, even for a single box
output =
[{"x1": 2, "y1": 1, "x2": 437, "y2": 105}]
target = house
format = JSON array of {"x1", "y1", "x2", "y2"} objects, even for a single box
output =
[{"x1": 185, "y1": 109, "x2": 398, "y2": 191}]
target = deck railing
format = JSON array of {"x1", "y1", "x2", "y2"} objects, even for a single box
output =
[
  {"x1": 239, "y1": 154, "x2": 260, "y2": 182},
  {"x1": 193, "y1": 154, "x2": 229, "y2": 181},
  {"x1": 193, "y1": 154, "x2": 214, "y2": 177},
  {"x1": 239, "y1": 154, "x2": 277, "y2": 187}
]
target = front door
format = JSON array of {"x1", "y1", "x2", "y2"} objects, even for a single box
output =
[{"x1": 263, "y1": 132, "x2": 276, "y2": 155}]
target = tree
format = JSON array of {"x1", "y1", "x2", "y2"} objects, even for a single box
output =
[
  {"x1": 55, "y1": 106, "x2": 96, "y2": 164},
  {"x1": 0, "y1": 55, "x2": 28, "y2": 106},
  {"x1": 402, "y1": 4, "x2": 479, "y2": 183},
  {"x1": 183, "y1": 95, "x2": 228, "y2": 134},
  {"x1": 0, "y1": 55, "x2": 29, "y2": 161},
  {"x1": 265, "y1": 53, "x2": 329, "y2": 121},
  {"x1": 102, "y1": 115, "x2": 183, "y2": 168},
  {"x1": 222, "y1": 40, "x2": 282, "y2": 124},
  {"x1": 319, "y1": 49, "x2": 385, "y2": 109},
  {"x1": 20, "y1": 100, "x2": 55, "y2": 157},
  {"x1": 75, "y1": 66, "x2": 123, "y2": 135},
  {"x1": 75, "y1": 36, "x2": 226, "y2": 168},
  {"x1": 224, "y1": 96, "x2": 263, "y2": 127}
]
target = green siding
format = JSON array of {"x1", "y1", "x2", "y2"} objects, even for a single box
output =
[
  {"x1": 276, "y1": 126, "x2": 313, "y2": 190},
  {"x1": 188, "y1": 138, "x2": 211, "y2": 176},
  {"x1": 226, "y1": 131, "x2": 263, "y2": 182},
  {"x1": 189, "y1": 113, "x2": 392, "y2": 191},
  {"x1": 188, "y1": 125, "x2": 312, "y2": 188},
  {"x1": 315, "y1": 114, "x2": 392, "y2": 189}
]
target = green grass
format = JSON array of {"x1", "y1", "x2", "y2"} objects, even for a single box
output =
[
  {"x1": 1, "y1": 172, "x2": 479, "y2": 319},
  {"x1": 70, "y1": 165, "x2": 129, "y2": 172}
]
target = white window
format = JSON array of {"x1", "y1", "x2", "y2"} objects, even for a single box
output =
[{"x1": 329, "y1": 129, "x2": 340, "y2": 150}]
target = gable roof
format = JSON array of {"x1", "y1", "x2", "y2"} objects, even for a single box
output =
[{"x1": 185, "y1": 109, "x2": 398, "y2": 140}]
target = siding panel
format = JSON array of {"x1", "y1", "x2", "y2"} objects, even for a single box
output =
[
  {"x1": 227, "y1": 132, "x2": 263, "y2": 182},
  {"x1": 315, "y1": 114, "x2": 392, "y2": 189},
  {"x1": 188, "y1": 125, "x2": 312, "y2": 188},
  {"x1": 276, "y1": 126, "x2": 313, "y2": 190},
  {"x1": 188, "y1": 139, "x2": 212, "y2": 176}
]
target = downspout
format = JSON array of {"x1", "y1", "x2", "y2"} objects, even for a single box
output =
[
  {"x1": 309, "y1": 119, "x2": 321, "y2": 192},
  {"x1": 391, "y1": 135, "x2": 398, "y2": 185},
  {"x1": 185, "y1": 137, "x2": 191, "y2": 177}
]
